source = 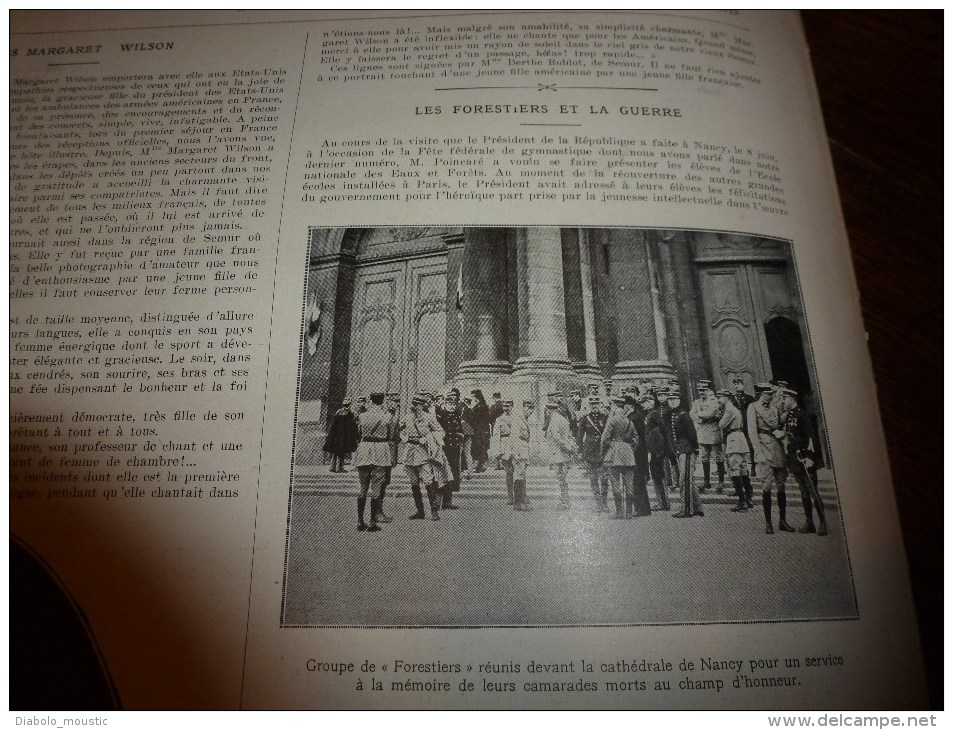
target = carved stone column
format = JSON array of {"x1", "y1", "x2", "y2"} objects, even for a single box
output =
[
  {"x1": 512, "y1": 227, "x2": 575, "y2": 399},
  {"x1": 453, "y1": 228, "x2": 512, "y2": 392},
  {"x1": 607, "y1": 229, "x2": 676, "y2": 389}
]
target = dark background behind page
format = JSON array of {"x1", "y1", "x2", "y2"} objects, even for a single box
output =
[{"x1": 803, "y1": 10, "x2": 942, "y2": 709}]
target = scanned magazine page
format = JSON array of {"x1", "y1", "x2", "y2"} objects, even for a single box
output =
[{"x1": 9, "y1": 10, "x2": 926, "y2": 709}]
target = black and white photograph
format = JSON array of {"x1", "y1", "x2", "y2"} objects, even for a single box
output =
[{"x1": 282, "y1": 226, "x2": 855, "y2": 627}]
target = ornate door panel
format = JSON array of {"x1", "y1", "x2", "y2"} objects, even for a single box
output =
[
  {"x1": 402, "y1": 257, "x2": 447, "y2": 399},
  {"x1": 349, "y1": 255, "x2": 447, "y2": 401},
  {"x1": 349, "y1": 264, "x2": 405, "y2": 397},
  {"x1": 697, "y1": 265, "x2": 769, "y2": 391}
]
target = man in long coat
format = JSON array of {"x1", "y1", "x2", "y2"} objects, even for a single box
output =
[{"x1": 322, "y1": 399, "x2": 359, "y2": 472}]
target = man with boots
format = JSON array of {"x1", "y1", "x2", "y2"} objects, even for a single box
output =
[
  {"x1": 492, "y1": 398, "x2": 517, "y2": 505},
  {"x1": 639, "y1": 391, "x2": 670, "y2": 511},
  {"x1": 436, "y1": 388, "x2": 465, "y2": 510},
  {"x1": 601, "y1": 395, "x2": 637, "y2": 519},
  {"x1": 578, "y1": 396, "x2": 609, "y2": 512},
  {"x1": 781, "y1": 387, "x2": 828, "y2": 536},
  {"x1": 728, "y1": 375, "x2": 756, "y2": 478},
  {"x1": 374, "y1": 393, "x2": 401, "y2": 524},
  {"x1": 353, "y1": 392, "x2": 392, "y2": 532},
  {"x1": 666, "y1": 391, "x2": 702, "y2": 518},
  {"x1": 544, "y1": 397, "x2": 576, "y2": 510},
  {"x1": 488, "y1": 392, "x2": 505, "y2": 470},
  {"x1": 691, "y1": 379, "x2": 726, "y2": 494},
  {"x1": 748, "y1": 383, "x2": 791, "y2": 534},
  {"x1": 402, "y1": 393, "x2": 441, "y2": 521},
  {"x1": 716, "y1": 388, "x2": 754, "y2": 513}
]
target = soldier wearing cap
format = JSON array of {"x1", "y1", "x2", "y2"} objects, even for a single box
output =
[
  {"x1": 728, "y1": 376, "x2": 757, "y2": 478},
  {"x1": 578, "y1": 396, "x2": 610, "y2": 512},
  {"x1": 493, "y1": 398, "x2": 533, "y2": 510},
  {"x1": 437, "y1": 388, "x2": 465, "y2": 509},
  {"x1": 544, "y1": 398, "x2": 576, "y2": 510},
  {"x1": 748, "y1": 383, "x2": 792, "y2": 533},
  {"x1": 716, "y1": 388, "x2": 754, "y2": 513},
  {"x1": 781, "y1": 388, "x2": 828, "y2": 536},
  {"x1": 373, "y1": 393, "x2": 401, "y2": 524},
  {"x1": 602, "y1": 380, "x2": 614, "y2": 399},
  {"x1": 624, "y1": 395, "x2": 652, "y2": 516},
  {"x1": 601, "y1": 395, "x2": 638, "y2": 518},
  {"x1": 402, "y1": 393, "x2": 443, "y2": 521},
  {"x1": 690, "y1": 379, "x2": 726, "y2": 493},
  {"x1": 356, "y1": 396, "x2": 368, "y2": 415},
  {"x1": 639, "y1": 390, "x2": 670, "y2": 511},
  {"x1": 353, "y1": 392, "x2": 392, "y2": 532},
  {"x1": 489, "y1": 392, "x2": 505, "y2": 470},
  {"x1": 666, "y1": 390, "x2": 702, "y2": 518}
]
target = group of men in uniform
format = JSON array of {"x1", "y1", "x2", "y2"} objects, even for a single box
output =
[{"x1": 324, "y1": 375, "x2": 827, "y2": 538}]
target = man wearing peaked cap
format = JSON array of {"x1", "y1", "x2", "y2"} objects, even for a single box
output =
[
  {"x1": 717, "y1": 388, "x2": 753, "y2": 513},
  {"x1": 544, "y1": 399, "x2": 576, "y2": 510},
  {"x1": 578, "y1": 396, "x2": 610, "y2": 512},
  {"x1": 352, "y1": 392, "x2": 391, "y2": 532},
  {"x1": 601, "y1": 394, "x2": 638, "y2": 518},
  {"x1": 401, "y1": 392, "x2": 443, "y2": 521},
  {"x1": 781, "y1": 388, "x2": 828, "y2": 537},
  {"x1": 691, "y1": 379, "x2": 725, "y2": 494},
  {"x1": 748, "y1": 383, "x2": 791, "y2": 534}
]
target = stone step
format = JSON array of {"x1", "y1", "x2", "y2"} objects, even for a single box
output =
[{"x1": 293, "y1": 467, "x2": 838, "y2": 509}]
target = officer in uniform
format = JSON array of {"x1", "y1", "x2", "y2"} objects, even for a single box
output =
[
  {"x1": 666, "y1": 391, "x2": 702, "y2": 518},
  {"x1": 781, "y1": 387, "x2": 828, "y2": 536},
  {"x1": 493, "y1": 399, "x2": 517, "y2": 505},
  {"x1": 577, "y1": 396, "x2": 609, "y2": 512},
  {"x1": 601, "y1": 395, "x2": 637, "y2": 518},
  {"x1": 691, "y1": 379, "x2": 725, "y2": 493},
  {"x1": 544, "y1": 399, "x2": 576, "y2": 510},
  {"x1": 716, "y1": 388, "x2": 753, "y2": 512},
  {"x1": 748, "y1": 383, "x2": 791, "y2": 534},
  {"x1": 402, "y1": 393, "x2": 442, "y2": 521},
  {"x1": 375, "y1": 393, "x2": 401, "y2": 524},
  {"x1": 643, "y1": 390, "x2": 671, "y2": 509},
  {"x1": 728, "y1": 375, "x2": 756, "y2": 477},
  {"x1": 353, "y1": 392, "x2": 392, "y2": 532},
  {"x1": 437, "y1": 388, "x2": 465, "y2": 509}
]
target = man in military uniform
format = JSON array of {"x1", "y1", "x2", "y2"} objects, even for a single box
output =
[
  {"x1": 601, "y1": 395, "x2": 637, "y2": 518},
  {"x1": 716, "y1": 388, "x2": 753, "y2": 512},
  {"x1": 488, "y1": 392, "x2": 504, "y2": 470},
  {"x1": 781, "y1": 387, "x2": 828, "y2": 536},
  {"x1": 436, "y1": 388, "x2": 465, "y2": 509},
  {"x1": 748, "y1": 383, "x2": 791, "y2": 534},
  {"x1": 577, "y1": 396, "x2": 609, "y2": 512},
  {"x1": 643, "y1": 390, "x2": 671, "y2": 509},
  {"x1": 544, "y1": 399, "x2": 576, "y2": 510},
  {"x1": 402, "y1": 393, "x2": 442, "y2": 521},
  {"x1": 728, "y1": 376, "x2": 756, "y2": 478},
  {"x1": 690, "y1": 379, "x2": 725, "y2": 493},
  {"x1": 374, "y1": 393, "x2": 401, "y2": 524},
  {"x1": 667, "y1": 391, "x2": 702, "y2": 518},
  {"x1": 493, "y1": 398, "x2": 532, "y2": 510},
  {"x1": 636, "y1": 391, "x2": 669, "y2": 511},
  {"x1": 353, "y1": 392, "x2": 392, "y2": 532}
]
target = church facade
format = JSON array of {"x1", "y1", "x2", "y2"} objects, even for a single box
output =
[{"x1": 296, "y1": 226, "x2": 825, "y2": 463}]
